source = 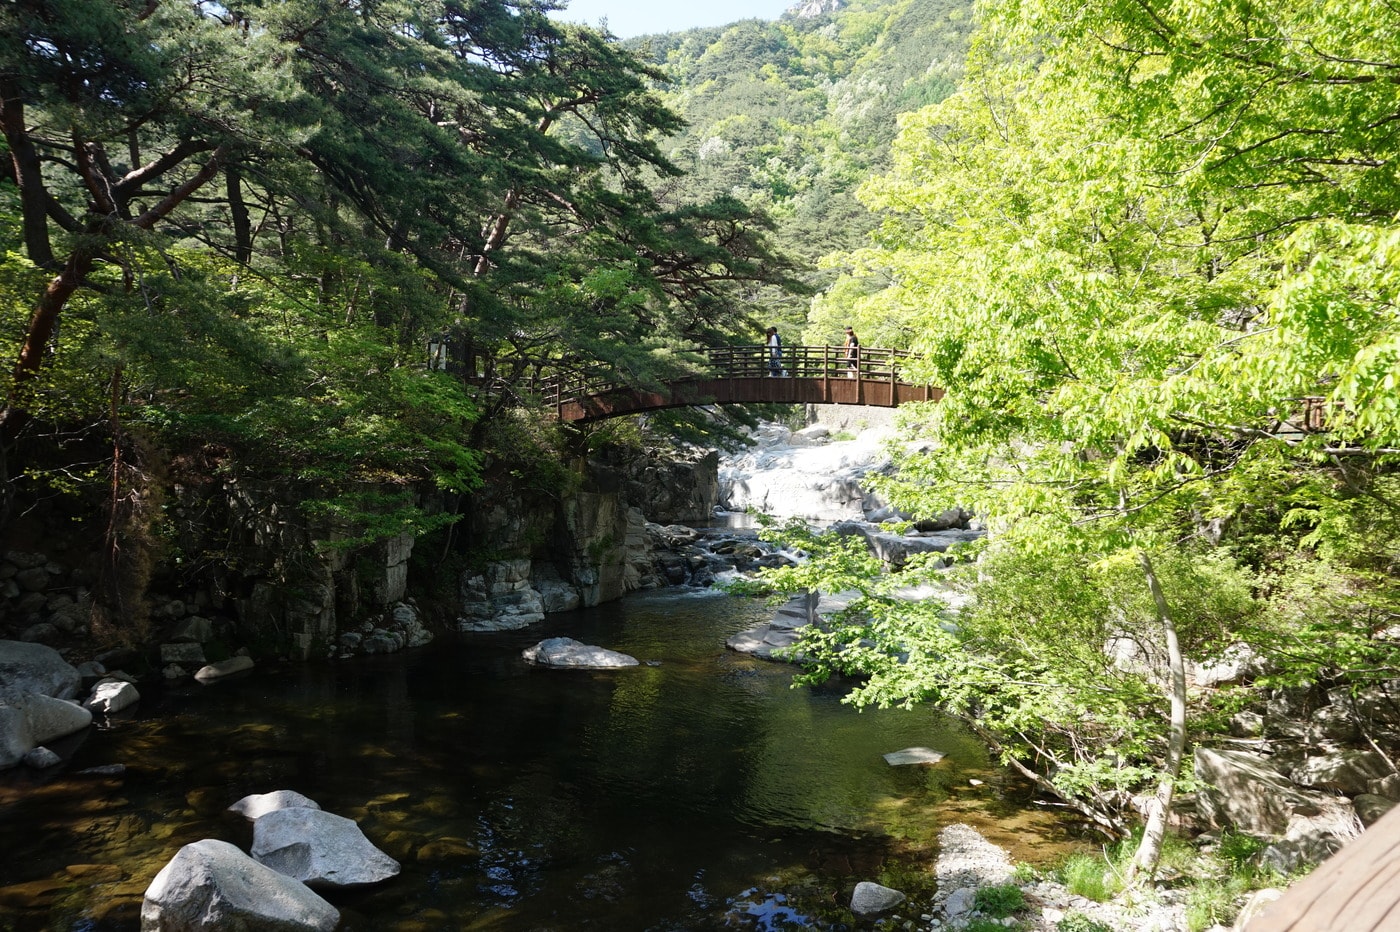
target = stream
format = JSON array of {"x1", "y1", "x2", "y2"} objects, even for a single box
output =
[{"x1": 0, "y1": 588, "x2": 1085, "y2": 930}]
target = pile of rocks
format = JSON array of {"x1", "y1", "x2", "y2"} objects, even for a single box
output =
[
  {"x1": 143, "y1": 790, "x2": 399, "y2": 931},
  {"x1": 647, "y1": 523, "x2": 796, "y2": 589},
  {"x1": 0, "y1": 549, "x2": 92, "y2": 644},
  {"x1": 331, "y1": 600, "x2": 433, "y2": 658}
]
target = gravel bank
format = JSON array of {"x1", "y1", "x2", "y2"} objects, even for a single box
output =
[{"x1": 926, "y1": 823, "x2": 1194, "y2": 932}]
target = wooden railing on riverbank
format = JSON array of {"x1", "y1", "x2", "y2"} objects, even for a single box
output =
[{"x1": 452, "y1": 344, "x2": 942, "y2": 423}]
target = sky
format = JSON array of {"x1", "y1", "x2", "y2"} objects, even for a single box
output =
[{"x1": 550, "y1": 0, "x2": 796, "y2": 39}]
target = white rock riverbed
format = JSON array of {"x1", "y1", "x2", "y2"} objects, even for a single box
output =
[
  {"x1": 719, "y1": 423, "x2": 903, "y2": 521},
  {"x1": 927, "y1": 823, "x2": 1191, "y2": 932}
]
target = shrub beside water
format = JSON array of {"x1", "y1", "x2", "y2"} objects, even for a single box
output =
[{"x1": 974, "y1": 883, "x2": 1026, "y2": 917}]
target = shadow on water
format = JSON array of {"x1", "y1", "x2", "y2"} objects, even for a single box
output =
[{"x1": 0, "y1": 589, "x2": 1088, "y2": 930}]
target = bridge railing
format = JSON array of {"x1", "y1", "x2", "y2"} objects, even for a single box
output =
[
  {"x1": 711, "y1": 344, "x2": 916, "y2": 381},
  {"x1": 454, "y1": 343, "x2": 924, "y2": 412}
]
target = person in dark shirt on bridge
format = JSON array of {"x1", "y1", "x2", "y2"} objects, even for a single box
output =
[
  {"x1": 843, "y1": 326, "x2": 860, "y2": 377},
  {"x1": 766, "y1": 326, "x2": 783, "y2": 376}
]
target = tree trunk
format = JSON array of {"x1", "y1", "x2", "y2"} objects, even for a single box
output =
[
  {"x1": 1128, "y1": 549, "x2": 1188, "y2": 882},
  {"x1": 1, "y1": 146, "x2": 225, "y2": 445},
  {"x1": 0, "y1": 81, "x2": 55, "y2": 268},
  {"x1": 227, "y1": 165, "x2": 253, "y2": 265}
]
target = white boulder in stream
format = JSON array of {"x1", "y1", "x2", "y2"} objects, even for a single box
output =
[
  {"x1": 851, "y1": 881, "x2": 906, "y2": 916},
  {"x1": 229, "y1": 789, "x2": 322, "y2": 821},
  {"x1": 141, "y1": 838, "x2": 339, "y2": 931},
  {"x1": 523, "y1": 637, "x2": 639, "y2": 669},
  {"x1": 884, "y1": 747, "x2": 946, "y2": 766},
  {"x1": 251, "y1": 806, "x2": 400, "y2": 888},
  {"x1": 85, "y1": 677, "x2": 141, "y2": 715}
]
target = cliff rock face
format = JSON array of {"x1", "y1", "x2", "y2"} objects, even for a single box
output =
[
  {"x1": 458, "y1": 447, "x2": 711, "y2": 630},
  {"x1": 167, "y1": 479, "x2": 416, "y2": 658},
  {"x1": 6, "y1": 441, "x2": 719, "y2": 655}
]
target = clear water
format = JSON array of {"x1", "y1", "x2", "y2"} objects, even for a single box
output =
[{"x1": 0, "y1": 589, "x2": 1083, "y2": 930}]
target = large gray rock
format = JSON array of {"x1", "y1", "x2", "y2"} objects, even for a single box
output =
[
  {"x1": 1195, "y1": 747, "x2": 1329, "y2": 835},
  {"x1": 726, "y1": 624, "x2": 805, "y2": 662},
  {"x1": 522, "y1": 637, "x2": 639, "y2": 669},
  {"x1": 832, "y1": 521, "x2": 980, "y2": 569},
  {"x1": 22, "y1": 692, "x2": 92, "y2": 743},
  {"x1": 229, "y1": 790, "x2": 321, "y2": 821},
  {"x1": 171, "y1": 616, "x2": 214, "y2": 644},
  {"x1": 850, "y1": 881, "x2": 906, "y2": 916},
  {"x1": 1353, "y1": 793, "x2": 1398, "y2": 828},
  {"x1": 1194, "y1": 643, "x2": 1260, "y2": 687},
  {"x1": 0, "y1": 703, "x2": 32, "y2": 770},
  {"x1": 141, "y1": 838, "x2": 339, "y2": 931},
  {"x1": 0, "y1": 692, "x2": 93, "y2": 769},
  {"x1": 251, "y1": 807, "x2": 400, "y2": 889},
  {"x1": 0, "y1": 639, "x2": 81, "y2": 701},
  {"x1": 1289, "y1": 749, "x2": 1394, "y2": 795},
  {"x1": 159, "y1": 642, "x2": 206, "y2": 666}
]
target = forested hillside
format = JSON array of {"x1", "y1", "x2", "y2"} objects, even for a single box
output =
[{"x1": 625, "y1": 0, "x2": 975, "y2": 329}]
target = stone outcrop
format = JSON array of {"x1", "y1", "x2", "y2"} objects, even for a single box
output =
[
  {"x1": 458, "y1": 558, "x2": 545, "y2": 631},
  {"x1": 457, "y1": 450, "x2": 705, "y2": 630},
  {"x1": 141, "y1": 838, "x2": 339, "y2": 932},
  {"x1": 726, "y1": 593, "x2": 811, "y2": 661},
  {"x1": 250, "y1": 807, "x2": 400, "y2": 889},
  {"x1": 1195, "y1": 747, "x2": 1342, "y2": 835},
  {"x1": 611, "y1": 446, "x2": 720, "y2": 525},
  {"x1": 830, "y1": 521, "x2": 980, "y2": 569}
]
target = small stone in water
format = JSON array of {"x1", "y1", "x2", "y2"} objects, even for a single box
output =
[{"x1": 883, "y1": 747, "x2": 946, "y2": 766}]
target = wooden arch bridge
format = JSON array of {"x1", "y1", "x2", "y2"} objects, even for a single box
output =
[{"x1": 446, "y1": 343, "x2": 943, "y2": 423}]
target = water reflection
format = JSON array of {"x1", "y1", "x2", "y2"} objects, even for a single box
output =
[{"x1": 0, "y1": 590, "x2": 1081, "y2": 930}]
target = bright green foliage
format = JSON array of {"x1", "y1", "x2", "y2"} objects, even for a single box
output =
[
  {"x1": 1056, "y1": 853, "x2": 1119, "y2": 903},
  {"x1": 762, "y1": 0, "x2": 1400, "y2": 850},
  {"x1": 973, "y1": 883, "x2": 1025, "y2": 918}
]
